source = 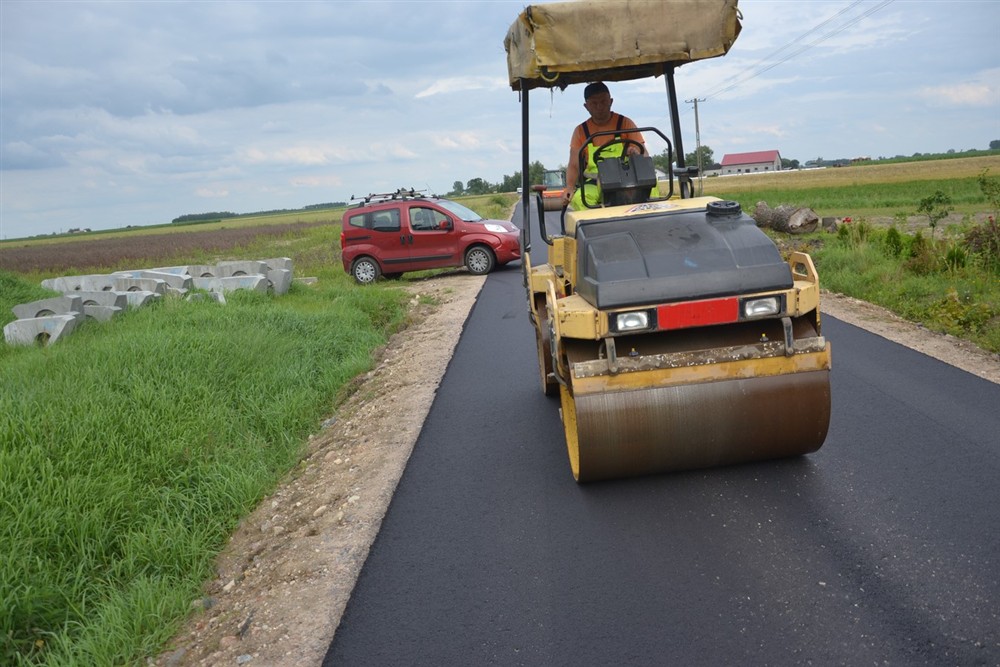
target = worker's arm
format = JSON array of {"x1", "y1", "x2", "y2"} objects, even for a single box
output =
[
  {"x1": 621, "y1": 116, "x2": 645, "y2": 155},
  {"x1": 563, "y1": 126, "x2": 585, "y2": 206}
]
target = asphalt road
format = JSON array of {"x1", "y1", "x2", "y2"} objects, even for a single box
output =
[{"x1": 324, "y1": 206, "x2": 1000, "y2": 666}]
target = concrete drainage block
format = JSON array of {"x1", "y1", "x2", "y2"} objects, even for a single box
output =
[
  {"x1": 191, "y1": 275, "x2": 268, "y2": 293},
  {"x1": 13, "y1": 295, "x2": 83, "y2": 320},
  {"x1": 114, "y1": 269, "x2": 192, "y2": 291},
  {"x1": 267, "y1": 269, "x2": 293, "y2": 295},
  {"x1": 4, "y1": 314, "x2": 81, "y2": 346},
  {"x1": 8, "y1": 257, "x2": 295, "y2": 346},
  {"x1": 83, "y1": 305, "x2": 124, "y2": 322}
]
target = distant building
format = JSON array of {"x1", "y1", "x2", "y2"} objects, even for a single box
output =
[{"x1": 720, "y1": 150, "x2": 782, "y2": 175}]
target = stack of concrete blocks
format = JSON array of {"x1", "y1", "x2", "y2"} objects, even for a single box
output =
[{"x1": 4, "y1": 257, "x2": 293, "y2": 347}]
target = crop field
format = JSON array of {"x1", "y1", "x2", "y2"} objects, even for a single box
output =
[
  {"x1": 0, "y1": 221, "x2": 327, "y2": 276},
  {"x1": 701, "y1": 154, "x2": 1000, "y2": 220}
]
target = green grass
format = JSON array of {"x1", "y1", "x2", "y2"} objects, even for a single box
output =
[
  {"x1": 714, "y1": 178, "x2": 986, "y2": 219},
  {"x1": 0, "y1": 222, "x2": 412, "y2": 665},
  {"x1": 807, "y1": 223, "x2": 1000, "y2": 354}
]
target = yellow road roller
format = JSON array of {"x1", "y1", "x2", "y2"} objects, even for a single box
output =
[{"x1": 505, "y1": 0, "x2": 832, "y2": 482}]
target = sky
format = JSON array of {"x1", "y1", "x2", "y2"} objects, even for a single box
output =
[{"x1": 1, "y1": 0, "x2": 998, "y2": 240}]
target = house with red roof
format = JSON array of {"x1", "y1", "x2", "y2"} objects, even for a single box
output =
[{"x1": 720, "y1": 150, "x2": 782, "y2": 175}]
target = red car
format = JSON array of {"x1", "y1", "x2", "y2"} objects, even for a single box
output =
[{"x1": 340, "y1": 191, "x2": 521, "y2": 284}]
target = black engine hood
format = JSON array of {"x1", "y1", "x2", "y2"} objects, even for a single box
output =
[{"x1": 575, "y1": 205, "x2": 793, "y2": 310}]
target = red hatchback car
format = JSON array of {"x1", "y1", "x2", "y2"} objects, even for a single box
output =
[{"x1": 340, "y1": 191, "x2": 521, "y2": 284}]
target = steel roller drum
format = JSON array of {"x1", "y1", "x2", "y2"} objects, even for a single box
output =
[{"x1": 560, "y1": 370, "x2": 831, "y2": 482}]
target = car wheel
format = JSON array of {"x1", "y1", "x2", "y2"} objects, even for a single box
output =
[
  {"x1": 465, "y1": 245, "x2": 495, "y2": 275},
  {"x1": 351, "y1": 257, "x2": 381, "y2": 284}
]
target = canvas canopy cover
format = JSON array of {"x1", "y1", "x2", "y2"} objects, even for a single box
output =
[{"x1": 505, "y1": 0, "x2": 742, "y2": 91}]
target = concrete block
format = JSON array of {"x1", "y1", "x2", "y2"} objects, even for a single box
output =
[
  {"x1": 4, "y1": 314, "x2": 79, "y2": 346},
  {"x1": 215, "y1": 261, "x2": 267, "y2": 278},
  {"x1": 13, "y1": 295, "x2": 83, "y2": 319},
  {"x1": 111, "y1": 277, "x2": 167, "y2": 294},
  {"x1": 83, "y1": 305, "x2": 123, "y2": 322},
  {"x1": 149, "y1": 266, "x2": 191, "y2": 276},
  {"x1": 78, "y1": 275, "x2": 119, "y2": 292},
  {"x1": 186, "y1": 291, "x2": 227, "y2": 305},
  {"x1": 75, "y1": 291, "x2": 129, "y2": 309},
  {"x1": 191, "y1": 276, "x2": 268, "y2": 293},
  {"x1": 267, "y1": 268, "x2": 293, "y2": 295},
  {"x1": 263, "y1": 257, "x2": 294, "y2": 272},
  {"x1": 41, "y1": 274, "x2": 116, "y2": 292},
  {"x1": 122, "y1": 291, "x2": 161, "y2": 308},
  {"x1": 115, "y1": 270, "x2": 192, "y2": 290},
  {"x1": 185, "y1": 265, "x2": 218, "y2": 278}
]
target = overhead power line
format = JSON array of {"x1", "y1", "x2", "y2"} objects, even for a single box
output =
[{"x1": 699, "y1": 0, "x2": 896, "y2": 101}]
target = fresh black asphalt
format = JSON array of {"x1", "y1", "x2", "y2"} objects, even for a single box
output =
[{"x1": 324, "y1": 206, "x2": 1000, "y2": 666}]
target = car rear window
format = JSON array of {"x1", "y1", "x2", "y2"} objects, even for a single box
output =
[
  {"x1": 346, "y1": 211, "x2": 367, "y2": 229},
  {"x1": 346, "y1": 209, "x2": 401, "y2": 231}
]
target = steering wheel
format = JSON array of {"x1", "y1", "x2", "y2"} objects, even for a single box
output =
[{"x1": 593, "y1": 138, "x2": 646, "y2": 164}]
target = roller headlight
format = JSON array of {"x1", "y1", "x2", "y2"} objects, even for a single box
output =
[
  {"x1": 742, "y1": 296, "x2": 780, "y2": 318},
  {"x1": 614, "y1": 310, "x2": 651, "y2": 332}
]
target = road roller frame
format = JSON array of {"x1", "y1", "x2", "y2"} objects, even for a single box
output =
[{"x1": 506, "y1": 0, "x2": 832, "y2": 481}]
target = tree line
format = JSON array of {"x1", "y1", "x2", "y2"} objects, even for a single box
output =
[
  {"x1": 449, "y1": 141, "x2": 1000, "y2": 196},
  {"x1": 172, "y1": 202, "x2": 346, "y2": 224}
]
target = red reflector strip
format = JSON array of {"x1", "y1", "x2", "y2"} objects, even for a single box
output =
[{"x1": 657, "y1": 297, "x2": 739, "y2": 330}]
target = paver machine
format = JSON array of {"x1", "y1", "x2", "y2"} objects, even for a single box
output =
[{"x1": 505, "y1": 0, "x2": 832, "y2": 482}]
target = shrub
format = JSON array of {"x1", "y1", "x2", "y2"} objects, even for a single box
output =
[
  {"x1": 944, "y1": 242, "x2": 967, "y2": 271},
  {"x1": 978, "y1": 168, "x2": 1000, "y2": 216},
  {"x1": 884, "y1": 225, "x2": 904, "y2": 257},
  {"x1": 905, "y1": 230, "x2": 939, "y2": 275},
  {"x1": 836, "y1": 216, "x2": 871, "y2": 248},
  {"x1": 963, "y1": 215, "x2": 1000, "y2": 273},
  {"x1": 928, "y1": 288, "x2": 996, "y2": 334}
]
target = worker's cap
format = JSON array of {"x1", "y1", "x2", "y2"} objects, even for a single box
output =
[{"x1": 583, "y1": 81, "x2": 609, "y2": 100}]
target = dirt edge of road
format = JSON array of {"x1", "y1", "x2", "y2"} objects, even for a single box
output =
[{"x1": 155, "y1": 274, "x2": 999, "y2": 667}]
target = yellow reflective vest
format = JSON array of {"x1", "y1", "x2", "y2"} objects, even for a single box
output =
[{"x1": 570, "y1": 116, "x2": 627, "y2": 210}]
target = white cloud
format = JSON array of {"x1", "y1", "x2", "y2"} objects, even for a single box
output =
[
  {"x1": 917, "y1": 69, "x2": 1000, "y2": 108},
  {"x1": 289, "y1": 174, "x2": 343, "y2": 189},
  {"x1": 195, "y1": 187, "x2": 229, "y2": 198},
  {"x1": 430, "y1": 132, "x2": 484, "y2": 151},
  {"x1": 1, "y1": 0, "x2": 998, "y2": 239},
  {"x1": 415, "y1": 76, "x2": 507, "y2": 99}
]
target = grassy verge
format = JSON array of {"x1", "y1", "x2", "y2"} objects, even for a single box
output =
[
  {"x1": 698, "y1": 156, "x2": 1000, "y2": 354},
  {"x1": 0, "y1": 208, "x2": 444, "y2": 664},
  {"x1": 808, "y1": 219, "x2": 1000, "y2": 353}
]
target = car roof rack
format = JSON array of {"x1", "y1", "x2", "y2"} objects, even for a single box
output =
[{"x1": 349, "y1": 187, "x2": 435, "y2": 207}]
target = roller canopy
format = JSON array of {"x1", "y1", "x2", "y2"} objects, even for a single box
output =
[{"x1": 505, "y1": 0, "x2": 742, "y2": 91}]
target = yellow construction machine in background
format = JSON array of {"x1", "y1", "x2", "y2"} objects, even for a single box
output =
[{"x1": 505, "y1": 0, "x2": 832, "y2": 482}]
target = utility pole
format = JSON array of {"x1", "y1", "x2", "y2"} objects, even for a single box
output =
[{"x1": 685, "y1": 98, "x2": 706, "y2": 195}]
